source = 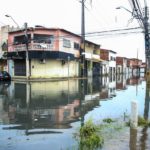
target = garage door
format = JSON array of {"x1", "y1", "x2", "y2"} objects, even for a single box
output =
[{"x1": 14, "y1": 59, "x2": 26, "y2": 76}]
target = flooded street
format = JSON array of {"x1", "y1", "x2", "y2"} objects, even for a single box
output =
[{"x1": 0, "y1": 74, "x2": 150, "y2": 150}]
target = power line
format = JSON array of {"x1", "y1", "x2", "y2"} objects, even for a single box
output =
[{"x1": 7, "y1": 27, "x2": 143, "y2": 47}]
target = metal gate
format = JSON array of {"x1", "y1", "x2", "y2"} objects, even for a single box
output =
[{"x1": 14, "y1": 59, "x2": 26, "y2": 76}]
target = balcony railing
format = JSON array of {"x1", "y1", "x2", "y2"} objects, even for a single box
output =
[{"x1": 10, "y1": 43, "x2": 54, "y2": 52}]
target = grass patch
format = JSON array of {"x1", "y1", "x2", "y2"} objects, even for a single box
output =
[
  {"x1": 74, "y1": 118, "x2": 126, "y2": 150},
  {"x1": 126, "y1": 116, "x2": 150, "y2": 127},
  {"x1": 103, "y1": 118, "x2": 116, "y2": 123},
  {"x1": 138, "y1": 116, "x2": 150, "y2": 126}
]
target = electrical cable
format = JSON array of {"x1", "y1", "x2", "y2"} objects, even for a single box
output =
[{"x1": 7, "y1": 27, "x2": 143, "y2": 47}]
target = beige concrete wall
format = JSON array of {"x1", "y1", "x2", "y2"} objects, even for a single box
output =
[{"x1": 30, "y1": 59, "x2": 79, "y2": 78}]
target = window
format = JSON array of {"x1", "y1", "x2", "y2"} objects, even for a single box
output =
[
  {"x1": 74, "y1": 42, "x2": 80, "y2": 50},
  {"x1": 63, "y1": 38, "x2": 71, "y2": 48},
  {"x1": 14, "y1": 34, "x2": 31, "y2": 45},
  {"x1": 33, "y1": 34, "x2": 54, "y2": 44},
  {"x1": 110, "y1": 56, "x2": 116, "y2": 61}
]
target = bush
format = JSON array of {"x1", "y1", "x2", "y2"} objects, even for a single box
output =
[{"x1": 75, "y1": 119, "x2": 104, "y2": 150}]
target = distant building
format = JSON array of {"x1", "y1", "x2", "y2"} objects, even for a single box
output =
[
  {"x1": 127, "y1": 58, "x2": 142, "y2": 76},
  {"x1": 100, "y1": 49, "x2": 116, "y2": 75},
  {"x1": 116, "y1": 57, "x2": 128, "y2": 74},
  {"x1": 139, "y1": 62, "x2": 146, "y2": 73}
]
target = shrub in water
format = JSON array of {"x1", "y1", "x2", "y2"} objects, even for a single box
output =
[{"x1": 75, "y1": 119, "x2": 104, "y2": 150}]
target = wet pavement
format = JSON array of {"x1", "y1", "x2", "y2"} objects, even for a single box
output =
[{"x1": 0, "y1": 74, "x2": 150, "y2": 150}]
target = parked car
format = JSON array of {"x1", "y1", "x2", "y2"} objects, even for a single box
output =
[{"x1": 0, "y1": 71, "x2": 11, "y2": 81}]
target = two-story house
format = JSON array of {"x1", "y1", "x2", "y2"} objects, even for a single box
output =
[
  {"x1": 127, "y1": 58, "x2": 142, "y2": 76},
  {"x1": 100, "y1": 48, "x2": 117, "y2": 76},
  {"x1": 116, "y1": 56, "x2": 128, "y2": 74},
  {"x1": 84, "y1": 41, "x2": 102, "y2": 77},
  {"x1": 7, "y1": 27, "x2": 81, "y2": 79}
]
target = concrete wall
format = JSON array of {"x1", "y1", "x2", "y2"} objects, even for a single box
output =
[
  {"x1": 8, "y1": 60, "x2": 14, "y2": 77},
  {"x1": 30, "y1": 59, "x2": 79, "y2": 78},
  {"x1": 109, "y1": 52, "x2": 116, "y2": 68}
]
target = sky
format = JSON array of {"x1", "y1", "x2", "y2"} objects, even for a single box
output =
[{"x1": 0, "y1": 0, "x2": 149, "y2": 61}]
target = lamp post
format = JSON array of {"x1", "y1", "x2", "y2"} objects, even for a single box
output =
[
  {"x1": 116, "y1": 4, "x2": 149, "y2": 72},
  {"x1": 5, "y1": 14, "x2": 19, "y2": 28}
]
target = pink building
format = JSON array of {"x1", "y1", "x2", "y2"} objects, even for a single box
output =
[{"x1": 7, "y1": 27, "x2": 81, "y2": 79}]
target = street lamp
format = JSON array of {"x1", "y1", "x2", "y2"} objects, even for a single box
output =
[
  {"x1": 5, "y1": 14, "x2": 19, "y2": 28},
  {"x1": 116, "y1": 6, "x2": 133, "y2": 14},
  {"x1": 116, "y1": 4, "x2": 149, "y2": 72},
  {"x1": 116, "y1": 6, "x2": 144, "y2": 28}
]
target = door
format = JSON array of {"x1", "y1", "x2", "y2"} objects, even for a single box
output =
[{"x1": 14, "y1": 59, "x2": 26, "y2": 76}]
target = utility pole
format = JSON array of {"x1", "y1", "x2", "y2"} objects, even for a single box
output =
[
  {"x1": 81, "y1": 0, "x2": 86, "y2": 77},
  {"x1": 144, "y1": 4, "x2": 150, "y2": 73},
  {"x1": 24, "y1": 22, "x2": 30, "y2": 79},
  {"x1": 144, "y1": 1, "x2": 150, "y2": 120}
]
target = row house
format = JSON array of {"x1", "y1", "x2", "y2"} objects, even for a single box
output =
[
  {"x1": 116, "y1": 57, "x2": 145, "y2": 75},
  {"x1": 127, "y1": 58, "x2": 142, "y2": 76},
  {"x1": 6, "y1": 27, "x2": 102, "y2": 79},
  {"x1": 100, "y1": 48, "x2": 117, "y2": 76},
  {"x1": 84, "y1": 42, "x2": 102, "y2": 77},
  {"x1": 116, "y1": 57, "x2": 128, "y2": 74}
]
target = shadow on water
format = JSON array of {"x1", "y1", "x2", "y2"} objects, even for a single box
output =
[{"x1": 0, "y1": 74, "x2": 150, "y2": 150}]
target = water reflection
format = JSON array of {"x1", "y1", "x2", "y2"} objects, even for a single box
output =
[
  {"x1": 0, "y1": 74, "x2": 150, "y2": 150},
  {"x1": 1, "y1": 79, "x2": 102, "y2": 135}
]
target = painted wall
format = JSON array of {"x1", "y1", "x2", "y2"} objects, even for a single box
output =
[
  {"x1": 30, "y1": 59, "x2": 79, "y2": 78},
  {"x1": 109, "y1": 52, "x2": 116, "y2": 68},
  {"x1": 59, "y1": 30, "x2": 80, "y2": 58},
  {"x1": 8, "y1": 59, "x2": 14, "y2": 77}
]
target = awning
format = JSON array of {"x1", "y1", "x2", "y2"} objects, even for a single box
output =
[{"x1": 6, "y1": 51, "x2": 75, "y2": 60}]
